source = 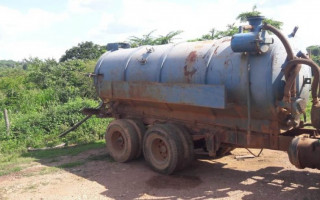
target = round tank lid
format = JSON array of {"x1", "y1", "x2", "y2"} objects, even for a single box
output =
[{"x1": 247, "y1": 16, "x2": 265, "y2": 27}]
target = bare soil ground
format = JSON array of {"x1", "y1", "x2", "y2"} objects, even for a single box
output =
[{"x1": 0, "y1": 147, "x2": 319, "y2": 200}]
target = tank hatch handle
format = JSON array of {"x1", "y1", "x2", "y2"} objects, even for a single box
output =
[{"x1": 138, "y1": 47, "x2": 154, "y2": 65}]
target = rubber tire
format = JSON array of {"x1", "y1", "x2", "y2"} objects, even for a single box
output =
[
  {"x1": 167, "y1": 124, "x2": 194, "y2": 170},
  {"x1": 143, "y1": 124, "x2": 184, "y2": 175},
  {"x1": 125, "y1": 119, "x2": 146, "y2": 159},
  {"x1": 105, "y1": 119, "x2": 139, "y2": 163}
]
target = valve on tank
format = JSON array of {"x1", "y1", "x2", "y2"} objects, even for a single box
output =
[{"x1": 231, "y1": 16, "x2": 274, "y2": 54}]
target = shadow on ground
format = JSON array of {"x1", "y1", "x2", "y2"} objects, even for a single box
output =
[{"x1": 27, "y1": 147, "x2": 320, "y2": 200}]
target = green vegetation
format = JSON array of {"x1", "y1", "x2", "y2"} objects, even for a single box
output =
[
  {"x1": 236, "y1": 5, "x2": 283, "y2": 29},
  {"x1": 1, "y1": 8, "x2": 286, "y2": 162},
  {"x1": 0, "y1": 165, "x2": 22, "y2": 176},
  {"x1": 128, "y1": 6, "x2": 284, "y2": 45},
  {"x1": 189, "y1": 5, "x2": 283, "y2": 42},
  {"x1": 59, "y1": 41, "x2": 106, "y2": 62},
  {"x1": 0, "y1": 60, "x2": 23, "y2": 69},
  {"x1": 0, "y1": 6, "x2": 319, "y2": 178},
  {"x1": 129, "y1": 30, "x2": 184, "y2": 47},
  {"x1": 307, "y1": 45, "x2": 320, "y2": 66},
  {"x1": 24, "y1": 140, "x2": 106, "y2": 159},
  {"x1": 0, "y1": 53, "x2": 111, "y2": 159}
]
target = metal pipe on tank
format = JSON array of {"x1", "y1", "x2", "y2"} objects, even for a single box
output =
[
  {"x1": 297, "y1": 51, "x2": 320, "y2": 98},
  {"x1": 262, "y1": 24, "x2": 299, "y2": 101},
  {"x1": 247, "y1": 64, "x2": 252, "y2": 144},
  {"x1": 284, "y1": 58, "x2": 320, "y2": 104},
  {"x1": 283, "y1": 57, "x2": 320, "y2": 128},
  {"x1": 283, "y1": 63, "x2": 302, "y2": 101},
  {"x1": 264, "y1": 23, "x2": 320, "y2": 106},
  {"x1": 264, "y1": 23, "x2": 320, "y2": 130},
  {"x1": 262, "y1": 24, "x2": 294, "y2": 60}
]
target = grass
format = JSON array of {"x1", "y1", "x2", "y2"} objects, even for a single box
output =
[
  {"x1": 38, "y1": 167, "x2": 60, "y2": 175},
  {"x1": 23, "y1": 140, "x2": 106, "y2": 159},
  {"x1": 0, "y1": 157, "x2": 35, "y2": 176},
  {"x1": 0, "y1": 166, "x2": 22, "y2": 176},
  {"x1": 0, "y1": 140, "x2": 106, "y2": 177},
  {"x1": 0, "y1": 154, "x2": 34, "y2": 164}
]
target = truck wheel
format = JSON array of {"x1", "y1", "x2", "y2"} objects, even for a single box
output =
[
  {"x1": 105, "y1": 119, "x2": 139, "y2": 162},
  {"x1": 143, "y1": 124, "x2": 183, "y2": 174},
  {"x1": 125, "y1": 119, "x2": 146, "y2": 159},
  {"x1": 167, "y1": 124, "x2": 194, "y2": 170}
]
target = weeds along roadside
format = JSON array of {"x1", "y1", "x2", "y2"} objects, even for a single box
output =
[{"x1": 0, "y1": 59, "x2": 111, "y2": 160}]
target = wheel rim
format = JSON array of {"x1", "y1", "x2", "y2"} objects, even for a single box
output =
[
  {"x1": 151, "y1": 138, "x2": 168, "y2": 162},
  {"x1": 111, "y1": 131, "x2": 125, "y2": 152}
]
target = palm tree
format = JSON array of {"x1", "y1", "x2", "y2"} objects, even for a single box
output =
[
  {"x1": 129, "y1": 30, "x2": 157, "y2": 47},
  {"x1": 236, "y1": 5, "x2": 283, "y2": 29},
  {"x1": 236, "y1": 5, "x2": 261, "y2": 22},
  {"x1": 129, "y1": 30, "x2": 183, "y2": 47},
  {"x1": 155, "y1": 30, "x2": 184, "y2": 45},
  {"x1": 209, "y1": 28, "x2": 216, "y2": 39}
]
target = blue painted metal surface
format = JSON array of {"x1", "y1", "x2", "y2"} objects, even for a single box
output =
[
  {"x1": 106, "y1": 42, "x2": 130, "y2": 52},
  {"x1": 231, "y1": 16, "x2": 273, "y2": 53},
  {"x1": 100, "y1": 81, "x2": 225, "y2": 109},
  {"x1": 94, "y1": 29, "x2": 311, "y2": 130}
]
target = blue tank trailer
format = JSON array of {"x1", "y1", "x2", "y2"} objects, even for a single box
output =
[{"x1": 83, "y1": 16, "x2": 320, "y2": 174}]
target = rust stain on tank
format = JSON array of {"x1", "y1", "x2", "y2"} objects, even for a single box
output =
[
  {"x1": 224, "y1": 59, "x2": 232, "y2": 68},
  {"x1": 184, "y1": 51, "x2": 198, "y2": 83},
  {"x1": 214, "y1": 46, "x2": 219, "y2": 55},
  {"x1": 222, "y1": 38, "x2": 231, "y2": 43},
  {"x1": 186, "y1": 51, "x2": 197, "y2": 63}
]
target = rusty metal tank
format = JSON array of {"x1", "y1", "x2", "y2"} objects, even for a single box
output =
[
  {"x1": 94, "y1": 30, "x2": 311, "y2": 133},
  {"x1": 86, "y1": 16, "x2": 320, "y2": 173}
]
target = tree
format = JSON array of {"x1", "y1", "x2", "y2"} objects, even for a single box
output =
[
  {"x1": 190, "y1": 5, "x2": 284, "y2": 42},
  {"x1": 154, "y1": 30, "x2": 183, "y2": 45},
  {"x1": 209, "y1": 28, "x2": 216, "y2": 39},
  {"x1": 196, "y1": 28, "x2": 216, "y2": 41},
  {"x1": 213, "y1": 24, "x2": 238, "y2": 38},
  {"x1": 262, "y1": 18, "x2": 283, "y2": 30},
  {"x1": 188, "y1": 24, "x2": 238, "y2": 42},
  {"x1": 236, "y1": 5, "x2": 261, "y2": 22},
  {"x1": 129, "y1": 30, "x2": 157, "y2": 47},
  {"x1": 59, "y1": 41, "x2": 106, "y2": 62},
  {"x1": 0, "y1": 60, "x2": 22, "y2": 69},
  {"x1": 307, "y1": 45, "x2": 320, "y2": 66},
  {"x1": 25, "y1": 58, "x2": 59, "y2": 89},
  {"x1": 236, "y1": 5, "x2": 283, "y2": 29},
  {"x1": 129, "y1": 30, "x2": 183, "y2": 47}
]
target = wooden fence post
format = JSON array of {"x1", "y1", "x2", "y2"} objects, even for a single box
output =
[{"x1": 4, "y1": 109, "x2": 10, "y2": 135}]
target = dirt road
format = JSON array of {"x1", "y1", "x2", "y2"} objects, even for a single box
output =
[{"x1": 0, "y1": 147, "x2": 319, "y2": 200}]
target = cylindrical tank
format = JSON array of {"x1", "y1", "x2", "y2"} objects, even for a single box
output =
[
  {"x1": 94, "y1": 36, "x2": 311, "y2": 123},
  {"x1": 89, "y1": 18, "x2": 320, "y2": 174}
]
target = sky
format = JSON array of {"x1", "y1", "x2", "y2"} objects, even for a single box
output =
[{"x1": 0, "y1": 0, "x2": 320, "y2": 61}]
